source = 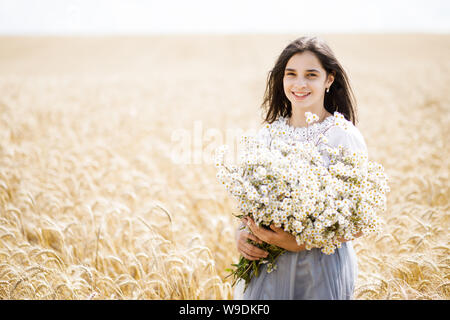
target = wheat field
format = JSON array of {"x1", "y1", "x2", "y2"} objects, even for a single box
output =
[{"x1": 0, "y1": 34, "x2": 448, "y2": 300}]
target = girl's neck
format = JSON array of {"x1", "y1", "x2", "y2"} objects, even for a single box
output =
[{"x1": 288, "y1": 107, "x2": 332, "y2": 128}]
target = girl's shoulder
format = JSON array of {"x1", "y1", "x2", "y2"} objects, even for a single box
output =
[
  {"x1": 255, "y1": 122, "x2": 272, "y2": 146},
  {"x1": 325, "y1": 114, "x2": 368, "y2": 155},
  {"x1": 255, "y1": 112, "x2": 368, "y2": 156}
]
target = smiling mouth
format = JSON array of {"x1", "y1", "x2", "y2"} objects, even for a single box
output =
[{"x1": 292, "y1": 92, "x2": 310, "y2": 99}]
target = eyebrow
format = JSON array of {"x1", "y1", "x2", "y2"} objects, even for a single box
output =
[{"x1": 285, "y1": 68, "x2": 320, "y2": 73}]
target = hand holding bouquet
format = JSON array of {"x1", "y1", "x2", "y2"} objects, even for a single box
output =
[{"x1": 215, "y1": 112, "x2": 390, "y2": 291}]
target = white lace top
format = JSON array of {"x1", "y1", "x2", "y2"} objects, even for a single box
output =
[{"x1": 257, "y1": 112, "x2": 368, "y2": 166}]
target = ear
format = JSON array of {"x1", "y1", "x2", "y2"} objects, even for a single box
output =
[{"x1": 327, "y1": 71, "x2": 335, "y2": 87}]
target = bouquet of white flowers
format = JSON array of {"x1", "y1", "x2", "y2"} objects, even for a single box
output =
[{"x1": 215, "y1": 112, "x2": 390, "y2": 291}]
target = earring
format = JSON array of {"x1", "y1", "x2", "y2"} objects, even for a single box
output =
[{"x1": 326, "y1": 87, "x2": 330, "y2": 93}]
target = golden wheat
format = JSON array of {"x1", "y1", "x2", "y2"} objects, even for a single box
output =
[{"x1": 0, "y1": 34, "x2": 448, "y2": 299}]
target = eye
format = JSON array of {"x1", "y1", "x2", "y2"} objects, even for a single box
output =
[
  {"x1": 307, "y1": 73, "x2": 317, "y2": 77},
  {"x1": 285, "y1": 72, "x2": 295, "y2": 76}
]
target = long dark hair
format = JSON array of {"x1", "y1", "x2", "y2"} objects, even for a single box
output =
[{"x1": 261, "y1": 36, "x2": 358, "y2": 125}]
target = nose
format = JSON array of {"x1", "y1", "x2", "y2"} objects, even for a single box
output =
[{"x1": 293, "y1": 77, "x2": 307, "y2": 89}]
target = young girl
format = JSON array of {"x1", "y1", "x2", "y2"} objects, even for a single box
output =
[{"x1": 234, "y1": 36, "x2": 367, "y2": 300}]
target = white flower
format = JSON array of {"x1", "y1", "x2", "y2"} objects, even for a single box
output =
[
  {"x1": 318, "y1": 133, "x2": 328, "y2": 144},
  {"x1": 261, "y1": 197, "x2": 270, "y2": 206},
  {"x1": 214, "y1": 115, "x2": 389, "y2": 258},
  {"x1": 256, "y1": 166, "x2": 267, "y2": 178},
  {"x1": 305, "y1": 112, "x2": 320, "y2": 124}
]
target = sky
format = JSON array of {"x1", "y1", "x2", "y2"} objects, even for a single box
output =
[{"x1": 0, "y1": 0, "x2": 449, "y2": 35}]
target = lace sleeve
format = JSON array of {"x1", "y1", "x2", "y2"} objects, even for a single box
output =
[
  {"x1": 256, "y1": 125, "x2": 271, "y2": 148},
  {"x1": 325, "y1": 123, "x2": 368, "y2": 157}
]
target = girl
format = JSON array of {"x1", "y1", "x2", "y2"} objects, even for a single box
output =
[{"x1": 234, "y1": 36, "x2": 367, "y2": 300}]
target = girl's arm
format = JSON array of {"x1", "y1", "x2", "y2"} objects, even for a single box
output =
[
  {"x1": 244, "y1": 217, "x2": 363, "y2": 252},
  {"x1": 337, "y1": 231, "x2": 363, "y2": 243},
  {"x1": 243, "y1": 217, "x2": 305, "y2": 252},
  {"x1": 235, "y1": 219, "x2": 269, "y2": 260}
]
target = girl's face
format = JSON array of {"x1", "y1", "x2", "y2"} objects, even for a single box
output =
[{"x1": 283, "y1": 51, "x2": 334, "y2": 113}]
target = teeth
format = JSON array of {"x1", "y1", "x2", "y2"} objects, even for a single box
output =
[{"x1": 294, "y1": 92, "x2": 309, "y2": 97}]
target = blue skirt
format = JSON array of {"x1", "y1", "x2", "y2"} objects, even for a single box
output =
[{"x1": 237, "y1": 241, "x2": 358, "y2": 300}]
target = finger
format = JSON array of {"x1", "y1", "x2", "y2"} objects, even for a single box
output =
[
  {"x1": 242, "y1": 241, "x2": 269, "y2": 258},
  {"x1": 245, "y1": 218, "x2": 259, "y2": 234},
  {"x1": 244, "y1": 232, "x2": 263, "y2": 244},
  {"x1": 247, "y1": 219, "x2": 273, "y2": 243},
  {"x1": 238, "y1": 242, "x2": 262, "y2": 260},
  {"x1": 269, "y1": 224, "x2": 283, "y2": 232},
  {"x1": 240, "y1": 245, "x2": 268, "y2": 260},
  {"x1": 240, "y1": 251, "x2": 260, "y2": 261},
  {"x1": 246, "y1": 224, "x2": 262, "y2": 241},
  {"x1": 238, "y1": 235, "x2": 268, "y2": 256}
]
